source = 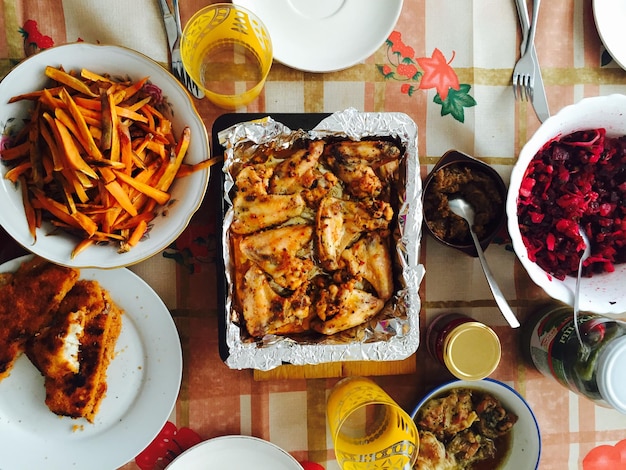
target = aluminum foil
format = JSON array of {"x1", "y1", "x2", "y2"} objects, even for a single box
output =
[{"x1": 219, "y1": 108, "x2": 424, "y2": 370}]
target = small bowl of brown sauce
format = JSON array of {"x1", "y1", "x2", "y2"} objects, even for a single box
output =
[{"x1": 423, "y1": 150, "x2": 507, "y2": 257}]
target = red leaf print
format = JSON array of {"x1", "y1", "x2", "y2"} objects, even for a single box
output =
[{"x1": 416, "y1": 48, "x2": 460, "y2": 101}]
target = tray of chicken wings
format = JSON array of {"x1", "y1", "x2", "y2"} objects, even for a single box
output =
[{"x1": 216, "y1": 109, "x2": 424, "y2": 370}]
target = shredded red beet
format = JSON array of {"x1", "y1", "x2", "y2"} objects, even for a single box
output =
[{"x1": 517, "y1": 128, "x2": 626, "y2": 280}]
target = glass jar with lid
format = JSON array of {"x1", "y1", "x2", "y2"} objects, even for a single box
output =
[{"x1": 426, "y1": 313, "x2": 501, "y2": 380}]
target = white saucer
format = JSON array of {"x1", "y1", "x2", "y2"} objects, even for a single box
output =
[
  {"x1": 593, "y1": 0, "x2": 626, "y2": 69},
  {"x1": 233, "y1": 0, "x2": 403, "y2": 72},
  {"x1": 166, "y1": 435, "x2": 303, "y2": 469}
]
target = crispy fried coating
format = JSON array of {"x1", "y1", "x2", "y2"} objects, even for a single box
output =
[
  {"x1": 0, "y1": 257, "x2": 79, "y2": 381},
  {"x1": 27, "y1": 280, "x2": 123, "y2": 423}
]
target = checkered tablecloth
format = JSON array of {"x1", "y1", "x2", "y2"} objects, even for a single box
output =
[{"x1": 2, "y1": 0, "x2": 626, "y2": 469}]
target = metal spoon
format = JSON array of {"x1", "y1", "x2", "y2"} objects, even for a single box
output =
[
  {"x1": 448, "y1": 198, "x2": 521, "y2": 328},
  {"x1": 573, "y1": 226, "x2": 591, "y2": 359}
]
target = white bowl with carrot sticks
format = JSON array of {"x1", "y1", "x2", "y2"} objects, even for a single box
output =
[{"x1": 0, "y1": 43, "x2": 214, "y2": 268}]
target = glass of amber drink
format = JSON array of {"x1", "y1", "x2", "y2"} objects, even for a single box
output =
[
  {"x1": 327, "y1": 377, "x2": 419, "y2": 470},
  {"x1": 181, "y1": 3, "x2": 273, "y2": 108}
]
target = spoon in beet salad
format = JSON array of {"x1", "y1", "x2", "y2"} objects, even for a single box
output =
[
  {"x1": 574, "y1": 225, "x2": 592, "y2": 359},
  {"x1": 448, "y1": 198, "x2": 521, "y2": 328}
]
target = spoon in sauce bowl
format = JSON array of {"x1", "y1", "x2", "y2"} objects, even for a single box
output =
[{"x1": 448, "y1": 198, "x2": 520, "y2": 328}]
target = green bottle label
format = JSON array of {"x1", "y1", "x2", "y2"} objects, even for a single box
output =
[{"x1": 528, "y1": 307, "x2": 593, "y2": 392}]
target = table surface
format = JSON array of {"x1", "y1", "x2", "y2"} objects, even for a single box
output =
[{"x1": 1, "y1": 0, "x2": 626, "y2": 469}]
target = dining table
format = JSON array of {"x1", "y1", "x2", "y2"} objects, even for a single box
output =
[{"x1": 1, "y1": 0, "x2": 626, "y2": 469}]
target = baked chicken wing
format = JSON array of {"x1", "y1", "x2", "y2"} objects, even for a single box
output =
[
  {"x1": 269, "y1": 140, "x2": 325, "y2": 194},
  {"x1": 241, "y1": 266, "x2": 312, "y2": 338},
  {"x1": 312, "y1": 280, "x2": 384, "y2": 335},
  {"x1": 316, "y1": 196, "x2": 393, "y2": 270},
  {"x1": 340, "y1": 231, "x2": 393, "y2": 300},
  {"x1": 324, "y1": 140, "x2": 401, "y2": 198},
  {"x1": 239, "y1": 224, "x2": 314, "y2": 290},
  {"x1": 231, "y1": 165, "x2": 306, "y2": 235}
]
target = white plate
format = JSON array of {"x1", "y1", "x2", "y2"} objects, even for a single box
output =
[
  {"x1": 0, "y1": 255, "x2": 183, "y2": 470},
  {"x1": 593, "y1": 0, "x2": 626, "y2": 69},
  {"x1": 166, "y1": 435, "x2": 303, "y2": 469},
  {"x1": 232, "y1": 0, "x2": 403, "y2": 72},
  {"x1": 0, "y1": 43, "x2": 210, "y2": 269}
]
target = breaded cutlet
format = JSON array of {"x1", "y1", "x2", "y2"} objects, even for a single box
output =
[
  {"x1": 0, "y1": 257, "x2": 79, "y2": 381},
  {"x1": 27, "y1": 279, "x2": 123, "y2": 423}
]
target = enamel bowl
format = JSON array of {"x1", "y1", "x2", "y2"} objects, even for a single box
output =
[
  {"x1": 506, "y1": 95, "x2": 626, "y2": 314},
  {"x1": 411, "y1": 378, "x2": 541, "y2": 470},
  {"x1": 0, "y1": 43, "x2": 210, "y2": 269},
  {"x1": 423, "y1": 150, "x2": 507, "y2": 257}
]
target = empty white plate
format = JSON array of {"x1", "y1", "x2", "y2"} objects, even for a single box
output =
[
  {"x1": 166, "y1": 435, "x2": 303, "y2": 469},
  {"x1": 593, "y1": 0, "x2": 626, "y2": 69},
  {"x1": 233, "y1": 0, "x2": 403, "y2": 72}
]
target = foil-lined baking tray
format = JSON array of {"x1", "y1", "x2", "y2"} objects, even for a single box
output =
[{"x1": 218, "y1": 109, "x2": 424, "y2": 370}]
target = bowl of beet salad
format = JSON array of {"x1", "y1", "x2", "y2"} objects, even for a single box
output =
[{"x1": 507, "y1": 94, "x2": 626, "y2": 315}]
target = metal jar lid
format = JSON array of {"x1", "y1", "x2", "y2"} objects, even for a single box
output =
[
  {"x1": 597, "y1": 335, "x2": 626, "y2": 414},
  {"x1": 443, "y1": 321, "x2": 501, "y2": 381}
]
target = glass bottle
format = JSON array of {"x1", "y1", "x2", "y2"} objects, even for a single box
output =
[{"x1": 523, "y1": 302, "x2": 626, "y2": 413}]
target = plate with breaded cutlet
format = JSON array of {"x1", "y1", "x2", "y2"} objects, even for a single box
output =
[{"x1": 0, "y1": 255, "x2": 182, "y2": 470}]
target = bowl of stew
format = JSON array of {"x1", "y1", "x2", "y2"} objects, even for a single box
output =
[{"x1": 411, "y1": 378, "x2": 541, "y2": 470}]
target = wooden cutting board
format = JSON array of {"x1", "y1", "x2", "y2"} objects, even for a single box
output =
[{"x1": 253, "y1": 355, "x2": 416, "y2": 380}]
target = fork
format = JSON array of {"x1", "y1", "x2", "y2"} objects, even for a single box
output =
[
  {"x1": 159, "y1": 0, "x2": 204, "y2": 99},
  {"x1": 512, "y1": 0, "x2": 541, "y2": 101}
]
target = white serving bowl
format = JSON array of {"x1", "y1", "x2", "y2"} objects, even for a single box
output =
[
  {"x1": 411, "y1": 378, "x2": 541, "y2": 470},
  {"x1": 506, "y1": 95, "x2": 626, "y2": 314},
  {"x1": 0, "y1": 43, "x2": 210, "y2": 269}
]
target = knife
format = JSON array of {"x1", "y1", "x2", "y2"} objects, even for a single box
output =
[
  {"x1": 514, "y1": 0, "x2": 550, "y2": 122},
  {"x1": 158, "y1": 0, "x2": 178, "y2": 58},
  {"x1": 157, "y1": 0, "x2": 204, "y2": 98}
]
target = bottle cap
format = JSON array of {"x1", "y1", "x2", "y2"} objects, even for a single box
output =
[
  {"x1": 443, "y1": 322, "x2": 501, "y2": 380},
  {"x1": 597, "y1": 335, "x2": 626, "y2": 414}
]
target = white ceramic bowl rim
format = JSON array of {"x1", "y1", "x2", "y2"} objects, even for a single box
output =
[
  {"x1": 0, "y1": 43, "x2": 210, "y2": 269},
  {"x1": 506, "y1": 94, "x2": 626, "y2": 314}
]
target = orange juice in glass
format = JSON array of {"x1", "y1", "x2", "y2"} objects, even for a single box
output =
[
  {"x1": 327, "y1": 377, "x2": 419, "y2": 469},
  {"x1": 180, "y1": 3, "x2": 272, "y2": 108}
]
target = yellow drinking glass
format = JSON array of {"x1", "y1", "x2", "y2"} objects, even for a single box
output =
[
  {"x1": 327, "y1": 377, "x2": 419, "y2": 470},
  {"x1": 180, "y1": 3, "x2": 273, "y2": 108}
]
